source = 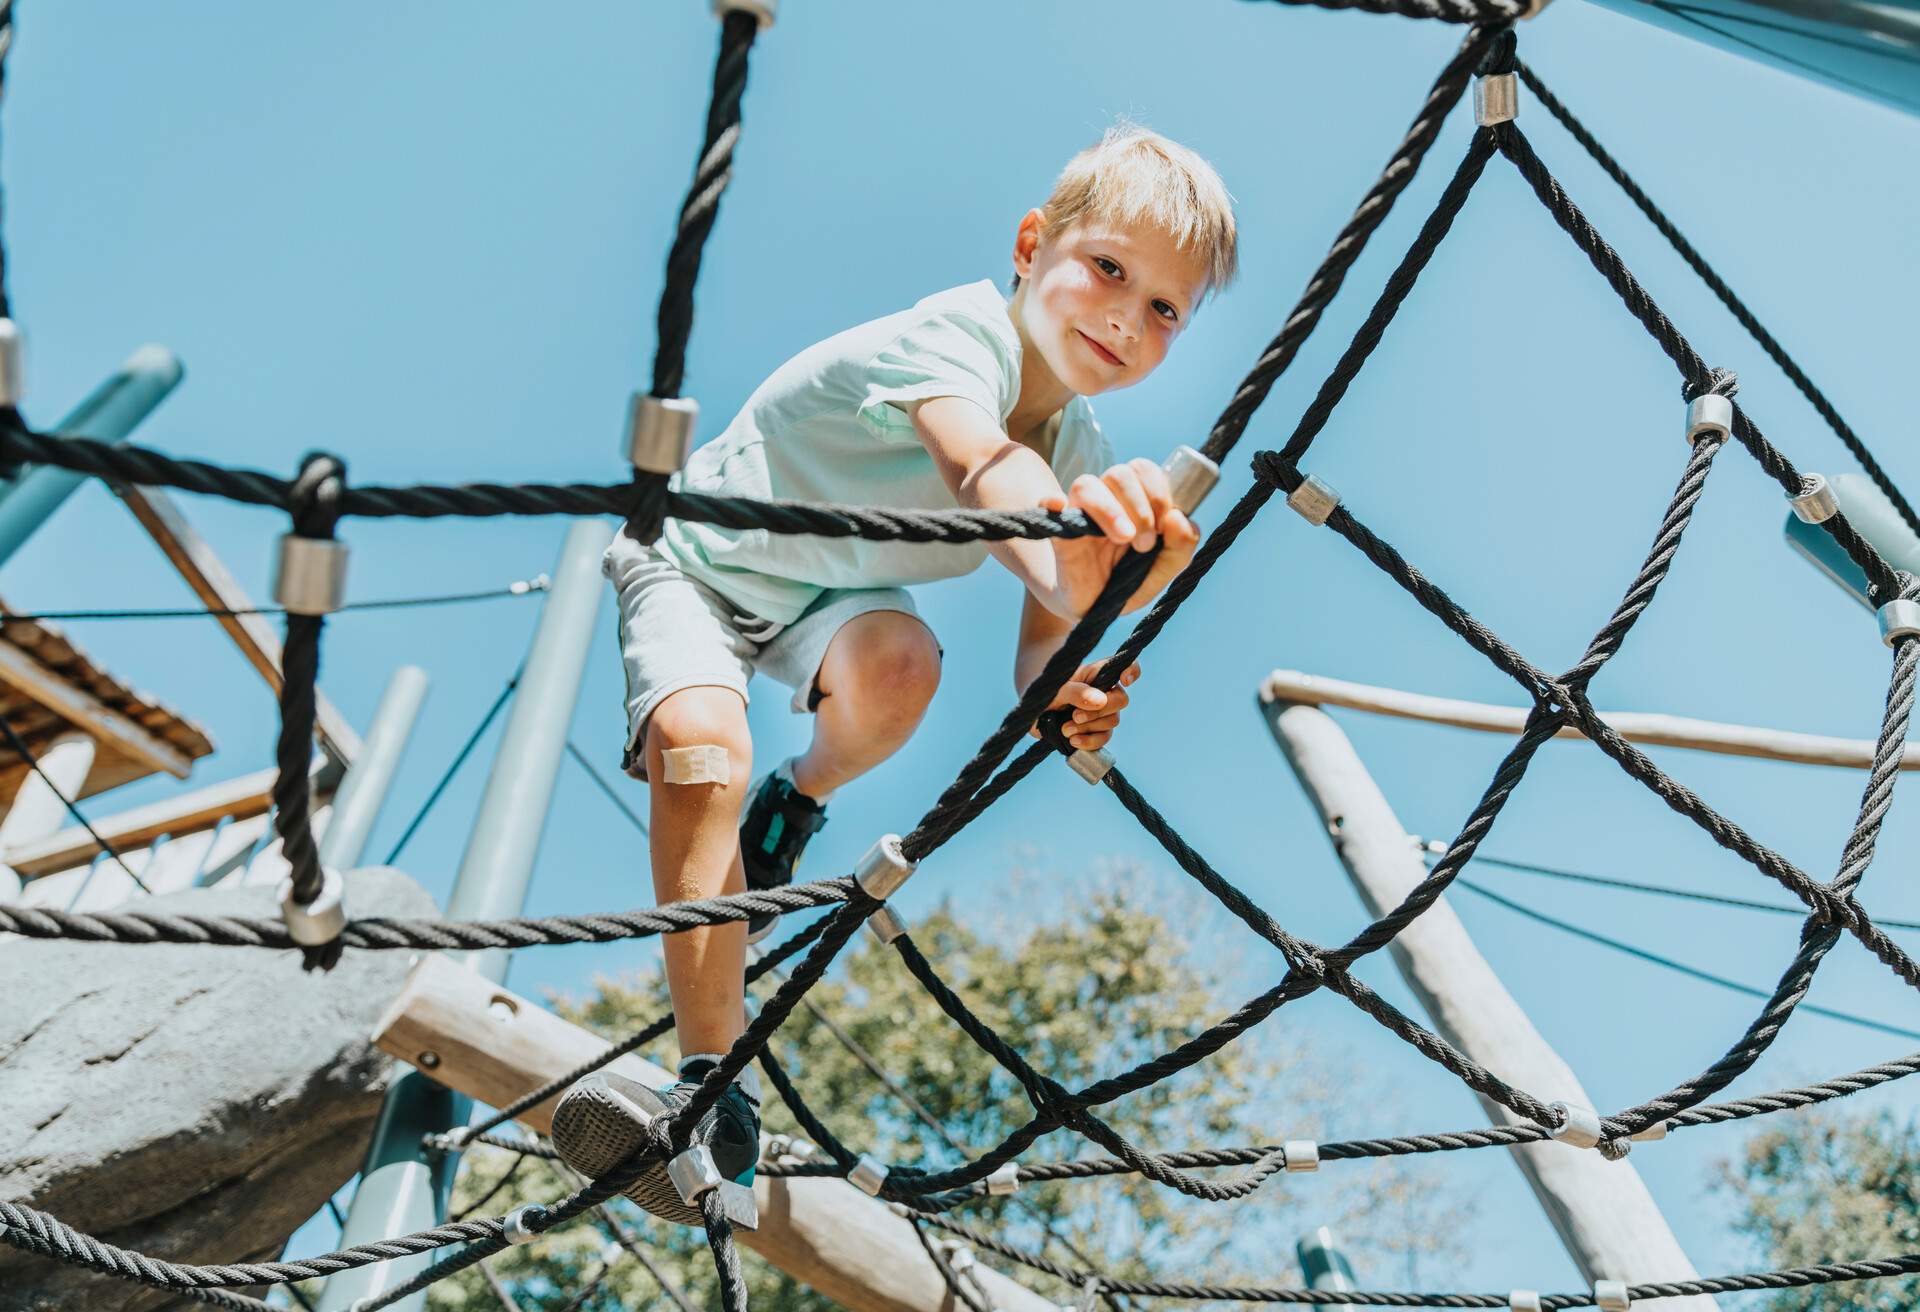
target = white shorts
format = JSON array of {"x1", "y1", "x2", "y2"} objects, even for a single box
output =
[{"x1": 602, "y1": 532, "x2": 928, "y2": 779}]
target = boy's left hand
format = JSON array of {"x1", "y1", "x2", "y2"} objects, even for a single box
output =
[{"x1": 1035, "y1": 657, "x2": 1142, "y2": 752}]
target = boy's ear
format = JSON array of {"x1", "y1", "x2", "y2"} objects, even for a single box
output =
[{"x1": 1011, "y1": 209, "x2": 1046, "y2": 278}]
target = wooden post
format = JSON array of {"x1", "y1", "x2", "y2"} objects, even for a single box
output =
[
  {"x1": 374, "y1": 955, "x2": 1058, "y2": 1312},
  {"x1": 1260, "y1": 697, "x2": 1718, "y2": 1309}
]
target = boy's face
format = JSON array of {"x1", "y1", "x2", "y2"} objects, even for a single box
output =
[{"x1": 1013, "y1": 211, "x2": 1210, "y2": 398}]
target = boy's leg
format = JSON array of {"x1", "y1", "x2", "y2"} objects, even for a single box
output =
[
  {"x1": 643, "y1": 683, "x2": 753, "y2": 1056},
  {"x1": 788, "y1": 609, "x2": 942, "y2": 799}
]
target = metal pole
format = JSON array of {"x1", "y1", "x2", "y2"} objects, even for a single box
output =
[
  {"x1": 1784, "y1": 472, "x2": 1920, "y2": 611},
  {"x1": 1259, "y1": 697, "x2": 1717, "y2": 1307},
  {"x1": 0, "y1": 345, "x2": 184, "y2": 566},
  {"x1": 320, "y1": 666, "x2": 430, "y2": 869},
  {"x1": 1296, "y1": 1227, "x2": 1356, "y2": 1293},
  {"x1": 317, "y1": 520, "x2": 611, "y2": 1312}
]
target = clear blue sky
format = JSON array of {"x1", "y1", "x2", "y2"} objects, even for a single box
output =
[{"x1": 12, "y1": 0, "x2": 1920, "y2": 1299}]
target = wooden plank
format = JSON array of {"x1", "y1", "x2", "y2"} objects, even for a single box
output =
[
  {"x1": 115, "y1": 482, "x2": 362, "y2": 766},
  {"x1": 373, "y1": 955, "x2": 1057, "y2": 1312},
  {"x1": 5, "y1": 764, "x2": 279, "y2": 877},
  {"x1": 1263, "y1": 701, "x2": 1718, "y2": 1307},
  {"x1": 1261, "y1": 668, "x2": 1920, "y2": 771},
  {"x1": 0, "y1": 639, "x2": 193, "y2": 781}
]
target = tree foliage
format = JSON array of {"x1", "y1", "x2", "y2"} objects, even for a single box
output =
[
  {"x1": 1716, "y1": 1105, "x2": 1920, "y2": 1311},
  {"x1": 424, "y1": 866, "x2": 1469, "y2": 1310}
]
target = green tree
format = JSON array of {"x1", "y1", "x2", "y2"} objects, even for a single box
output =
[
  {"x1": 425, "y1": 866, "x2": 1470, "y2": 1310},
  {"x1": 1716, "y1": 1105, "x2": 1920, "y2": 1311}
]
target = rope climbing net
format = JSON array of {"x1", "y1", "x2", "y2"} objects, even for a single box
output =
[{"x1": 5, "y1": 3, "x2": 1920, "y2": 1309}]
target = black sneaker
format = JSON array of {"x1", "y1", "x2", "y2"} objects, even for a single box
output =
[
  {"x1": 549, "y1": 1064, "x2": 760, "y2": 1228},
  {"x1": 739, "y1": 771, "x2": 828, "y2": 943}
]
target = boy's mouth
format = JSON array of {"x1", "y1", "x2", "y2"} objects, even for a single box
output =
[{"x1": 1076, "y1": 330, "x2": 1123, "y2": 368}]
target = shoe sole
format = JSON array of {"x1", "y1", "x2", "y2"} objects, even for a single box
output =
[{"x1": 550, "y1": 1073, "x2": 757, "y2": 1229}]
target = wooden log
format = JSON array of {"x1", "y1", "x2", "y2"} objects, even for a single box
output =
[
  {"x1": 373, "y1": 955, "x2": 1057, "y2": 1312},
  {"x1": 0, "y1": 639, "x2": 193, "y2": 780},
  {"x1": 4, "y1": 765, "x2": 280, "y2": 878},
  {"x1": 1261, "y1": 668, "x2": 1919, "y2": 771},
  {"x1": 1262, "y1": 700, "x2": 1717, "y2": 1308},
  {"x1": 115, "y1": 482, "x2": 362, "y2": 765}
]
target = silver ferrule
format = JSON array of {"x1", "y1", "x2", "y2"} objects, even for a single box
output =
[
  {"x1": 1163, "y1": 444, "x2": 1220, "y2": 515},
  {"x1": 1508, "y1": 1293, "x2": 1543, "y2": 1312},
  {"x1": 1686, "y1": 392, "x2": 1734, "y2": 445},
  {"x1": 854, "y1": 834, "x2": 916, "y2": 900},
  {"x1": 1789, "y1": 473, "x2": 1839, "y2": 524},
  {"x1": 668, "y1": 1145, "x2": 724, "y2": 1204},
  {"x1": 272, "y1": 533, "x2": 350, "y2": 616},
  {"x1": 1283, "y1": 1139, "x2": 1320, "y2": 1172},
  {"x1": 1067, "y1": 747, "x2": 1114, "y2": 785},
  {"x1": 502, "y1": 1204, "x2": 544, "y2": 1246},
  {"x1": 1879, "y1": 598, "x2": 1920, "y2": 648},
  {"x1": 850, "y1": 1153, "x2": 890, "y2": 1196},
  {"x1": 866, "y1": 903, "x2": 908, "y2": 945},
  {"x1": 626, "y1": 393, "x2": 698, "y2": 476},
  {"x1": 1548, "y1": 1101, "x2": 1603, "y2": 1149},
  {"x1": 1474, "y1": 73, "x2": 1519, "y2": 127},
  {"x1": 946, "y1": 1245, "x2": 977, "y2": 1273},
  {"x1": 1594, "y1": 1279, "x2": 1631, "y2": 1311},
  {"x1": 713, "y1": 0, "x2": 777, "y2": 26},
  {"x1": 277, "y1": 865, "x2": 347, "y2": 946},
  {"x1": 0, "y1": 319, "x2": 23, "y2": 409},
  {"x1": 1629, "y1": 1119, "x2": 1669, "y2": 1143},
  {"x1": 1287, "y1": 474, "x2": 1340, "y2": 526},
  {"x1": 986, "y1": 1161, "x2": 1021, "y2": 1196}
]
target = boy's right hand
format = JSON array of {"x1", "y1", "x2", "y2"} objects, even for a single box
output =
[{"x1": 1037, "y1": 459, "x2": 1201, "y2": 618}]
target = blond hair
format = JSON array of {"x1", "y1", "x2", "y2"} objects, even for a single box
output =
[{"x1": 1035, "y1": 122, "x2": 1238, "y2": 295}]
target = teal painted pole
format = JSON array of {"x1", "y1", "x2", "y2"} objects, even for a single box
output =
[
  {"x1": 316, "y1": 520, "x2": 612, "y2": 1312},
  {"x1": 1783, "y1": 473, "x2": 1920, "y2": 611},
  {"x1": 1297, "y1": 1227, "x2": 1357, "y2": 1293},
  {"x1": 320, "y1": 666, "x2": 430, "y2": 870},
  {"x1": 0, "y1": 345, "x2": 184, "y2": 566}
]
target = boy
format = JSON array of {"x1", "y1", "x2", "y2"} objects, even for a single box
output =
[{"x1": 551, "y1": 124, "x2": 1237, "y2": 1224}]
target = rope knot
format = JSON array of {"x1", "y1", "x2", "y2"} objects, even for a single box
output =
[
  {"x1": 1681, "y1": 368, "x2": 1739, "y2": 403},
  {"x1": 289, "y1": 451, "x2": 347, "y2": 539},
  {"x1": 1249, "y1": 450, "x2": 1300, "y2": 496}
]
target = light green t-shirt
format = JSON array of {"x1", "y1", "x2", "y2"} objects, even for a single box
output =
[{"x1": 654, "y1": 279, "x2": 1115, "y2": 624}]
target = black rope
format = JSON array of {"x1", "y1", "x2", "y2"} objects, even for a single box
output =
[
  {"x1": 383, "y1": 665, "x2": 520, "y2": 865},
  {"x1": 1250, "y1": 0, "x2": 1525, "y2": 21}
]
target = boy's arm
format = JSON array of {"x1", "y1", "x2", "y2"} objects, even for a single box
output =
[
  {"x1": 1016, "y1": 592, "x2": 1139, "y2": 752},
  {"x1": 908, "y1": 395, "x2": 1198, "y2": 618}
]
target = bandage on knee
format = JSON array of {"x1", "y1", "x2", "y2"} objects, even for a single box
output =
[{"x1": 660, "y1": 744, "x2": 732, "y2": 786}]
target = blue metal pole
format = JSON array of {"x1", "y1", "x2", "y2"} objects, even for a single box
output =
[
  {"x1": 0, "y1": 344, "x2": 184, "y2": 566},
  {"x1": 1783, "y1": 473, "x2": 1920, "y2": 610},
  {"x1": 1297, "y1": 1227, "x2": 1357, "y2": 1293},
  {"x1": 316, "y1": 520, "x2": 612, "y2": 1312},
  {"x1": 320, "y1": 666, "x2": 430, "y2": 870}
]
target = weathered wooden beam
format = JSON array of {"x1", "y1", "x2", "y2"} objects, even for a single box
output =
[
  {"x1": 1261, "y1": 668, "x2": 1919, "y2": 771},
  {"x1": 373, "y1": 955, "x2": 1057, "y2": 1312},
  {"x1": 0, "y1": 638, "x2": 193, "y2": 781},
  {"x1": 1261, "y1": 699, "x2": 1717, "y2": 1307},
  {"x1": 114, "y1": 482, "x2": 362, "y2": 766},
  {"x1": 4, "y1": 764, "x2": 280, "y2": 878}
]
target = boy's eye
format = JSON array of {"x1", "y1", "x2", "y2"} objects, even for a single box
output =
[
  {"x1": 1153, "y1": 300, "x2": 1180, "y2": 324},
  {"x1": 1092, "y1": 256, "x2": 1122, "y2": 278}
]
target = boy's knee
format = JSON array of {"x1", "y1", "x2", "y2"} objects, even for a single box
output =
[
  {"x1": 647, "y1": 688, "x2": 751, "y2": 785},
  {"x1": 848, "y1": 616, "x2": 942, "y2": 710}
]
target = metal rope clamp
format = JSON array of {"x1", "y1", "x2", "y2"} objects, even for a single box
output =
[
  {"x1": 272, "y1": 533, "x2": 350, "y2": 615},
  {"x1": 1685, "y1": 391, "x2": 1734, "y2": 445},
  {"x1": 1068, "y1": 746, "x2": 1114, "y2": 784},
  {"x1": 1283, "y1": 1139, "x2": 1320, "y2": 1172},
  {"x1": 1878, "y1": 596, "x2": 1920, "y2": 648},
  {"x1": 277, "y1": 864, "x2": 348, "y2": 947},
  {"x1": 1594, "y1": 1279, "x2": 1632, "y2": 1311},
  {"x1": 850, "y1": 1152, "x2": 890, "y2": 1196},
  {"x1": 1287, "y1": 473, "x2": 1340, "y2": 526},
  {"x1": 713, "y1": 0, "x2": 778, "y2": 27},
  {"x1": 1547, "y1": 1100, "x2": 1604, "y2": 1149},
  {"x1": 985, "y1": 1161, "x2": 1021, "y2": 1196},
  {"x1": 666, "y1": 1144, "x2": 761, "y2": 1229},
  {"x1": 866, "y1": 902, "x2": 909, "y2": 945},
  {"x1": 1163, "y1": 444, "x2": 1220, "y2": 516},
  {"x1": 1789, "y1": 472, "x2": 1838, "y2": 524},
  {"x1": 1508, "y1": 1292, "x2": 1543, "y2": 1312},
  {"x1": 854, "y1": 834, "x2": 916, "y2": 899},
  {"x1": 1474, "y1": 72, "x2": 1519, "y2": 127},
  {"x1": 1629, "y1": 1119, "x2": 1669, "y2": 1142},
  {"x1": 0, "y1": 318, "x2": 23, "y2": 409},
  {"x1": 626, "y1": 393, "x2": 698, "y2": 477},
  {"x1": 501, "y1": 1203, "x2": 547, "y2": 1246}
]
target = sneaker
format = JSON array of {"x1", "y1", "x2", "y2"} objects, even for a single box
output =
[
  {"x1": 549, "y1": 1064, "x2": 760, "y2": 1228},
  {"x1": 739, "y1": 770, "x2": 828, "y2": 943}
]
